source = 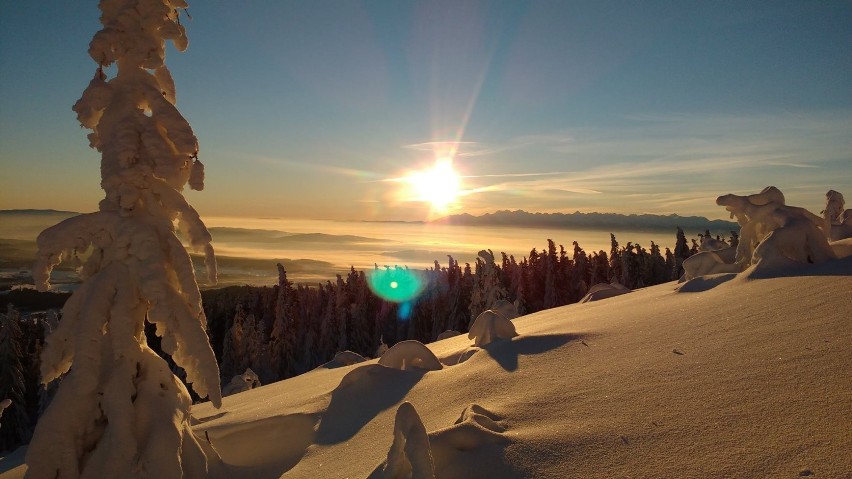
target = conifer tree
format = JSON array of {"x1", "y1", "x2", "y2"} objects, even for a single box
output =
[
  {"x1": 543, "y1": 240, "x2": 559, "y2": 309},
  {"x1": 673, "y1": 227, "x2": 690, "y2": 279},
  {"x1": 0, "y1": 305, "x2": 31, "y2": 452},
  {"x1": 270, "y1": 264, "x2": 299, "y2": 378},
  {"x1": 571, "y1": 241, "x2": 589, "y2": 301},
  {"x1": 609, "y1": 234, "x2": 623, "y2": 283}
]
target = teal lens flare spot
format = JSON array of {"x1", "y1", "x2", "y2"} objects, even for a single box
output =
[{"x1": 367, "y1": 268, "x2": 425, "y2": 303}]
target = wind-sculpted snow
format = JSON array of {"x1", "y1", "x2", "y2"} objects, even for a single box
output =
[
  {"x1": 822, "y1": 190, "x2": 852, "y2": 241},
  {"x1": 25, "y1": 1, "x2": 221, "y2": 478},
  {"x1": 378, "y1": 340, "x2": 443, "y2": 371},
  {"x1": 717, "y1": 187, "x2": 831, "y2": 268},
  {"x1": 679, "y1": 186, "x2": 849, "y2": 285},
  {"x1": 374, "y1": 402, "x2": 436, "y2": 479},
  {"x1": 468, "y1": 310, "x2": 518, "y2": 347},
  {"x1": 222, "y1": 368, "x2": 261, "y2": 397},
  {"x1": 681, "y1": 238, "x2": 738, "y2": 281}
]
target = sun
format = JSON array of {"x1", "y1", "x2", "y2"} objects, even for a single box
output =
[{"x1": 404, "y1": 159, "x2": 462, "y2": 211}]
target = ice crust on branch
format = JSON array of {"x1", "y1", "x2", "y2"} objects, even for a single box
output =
[{"x1": 26, "y1": 1, "x2": 221, "y2": 478}]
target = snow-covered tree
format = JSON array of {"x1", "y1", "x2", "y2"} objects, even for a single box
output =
[
  {"x1": 0, "y1": 305, "x2": 32, "y2": 452},
  {"x1": 468, "y1": 250, "x2": 507, "y2": 324},
  {"x1": 25, "y1": 1, "x2": 221, "y2": 477}
]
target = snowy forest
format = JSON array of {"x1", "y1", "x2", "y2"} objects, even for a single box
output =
[{"x1": 0, "y1": 226, "x2": 730, "y2": 453}]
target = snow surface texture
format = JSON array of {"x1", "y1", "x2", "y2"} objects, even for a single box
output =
[
  {"x1": 222, "y1": 369, "x2": 261, "y2": 397},
  {"x1": 23, "y1": 1, "x2": 221, "y2": 478},
  {"x1": 681, "y1": 186, "x2": 845, "y2": 280}
]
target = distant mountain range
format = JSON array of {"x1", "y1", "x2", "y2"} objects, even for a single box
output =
[
  {"x1": 0, "y1": 209, "x2": 80, "y2": 215},
  {"x1": 0, "y1": 209, "x2": 739, "y2": 234},
  {"x1": 432, "y1": 210, "x2": 739, "y2": 232}
]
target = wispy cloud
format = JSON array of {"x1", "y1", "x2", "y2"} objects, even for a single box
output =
[{"x1": 430, "y1": 110, "x2": 852, "y2": 217}]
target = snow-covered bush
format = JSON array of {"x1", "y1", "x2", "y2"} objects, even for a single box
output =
[
  {"x1": 579, "y1": 282, "x2": 631, "y2": 303},
  {"x1": 467, "y1": 310, "x2": 518, "y2": 347},
  {"x1": 25, "y1": 1, "x2": 221, "y2": 477},
  {"x1": 377, "y1": 402, "x2": 435, "y2": 479},
  {"x1": 222, "y1": 368, "x2": 261, "y2": 397},
  {"x1": 378, "y1": 340, "x2": 443, "y2": 371},
  {"x1": 326, "y1": 350, "x2": 368, "y2": 368}
]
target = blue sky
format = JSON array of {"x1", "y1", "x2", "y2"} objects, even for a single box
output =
[{"x1": 1, "y1": 1, "x2": 850, "y2": 220}]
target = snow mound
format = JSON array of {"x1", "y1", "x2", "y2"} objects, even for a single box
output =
[
  {"x1": 379, "y1": 341, "x2": 443, "y2": 371},
  {"x1": 371, "y1": 402, "x2": 435, "y2": 479},
  {"x1": 222, "y1": 368, "x2": 261, "y2": 397},
  {"x1": 682, "y1": 248, "x2": 739, "y2": 281},
  {"x1": 579, "y1": 282, "x2": 630, "y2": 303},
  {"x1": 468, "y1": 310, "x2": 518, "y2": 347},
  {"x1": 325, "y1": 350, "x2": 368, "y2": 368}
]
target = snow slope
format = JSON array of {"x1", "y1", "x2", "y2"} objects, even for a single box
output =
[{"x1": 3, "y1": 257, "x2": 850, "y2": 478}]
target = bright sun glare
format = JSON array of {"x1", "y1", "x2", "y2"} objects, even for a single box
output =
[{"x1": 404, "y1": 159, "x2": 462, "y2": 211}]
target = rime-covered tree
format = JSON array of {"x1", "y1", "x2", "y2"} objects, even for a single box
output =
[
  {"x1": 468, "y1": 250, "x2": 507, "y2": 324},
  {"x1": 25, "y1": 2, "x2": 221, "y2": 477},
  {"x1": 0, "y1": 305, "x2": 31, "y2": 452}
]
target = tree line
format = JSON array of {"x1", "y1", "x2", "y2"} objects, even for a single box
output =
[{"x1": 0, "y1": 227, "x2": 732, "y2": 452}]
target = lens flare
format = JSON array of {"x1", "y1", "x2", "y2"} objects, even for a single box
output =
[{"x1": 367, "y1": 267, "x2": 426, "y2": 303}]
